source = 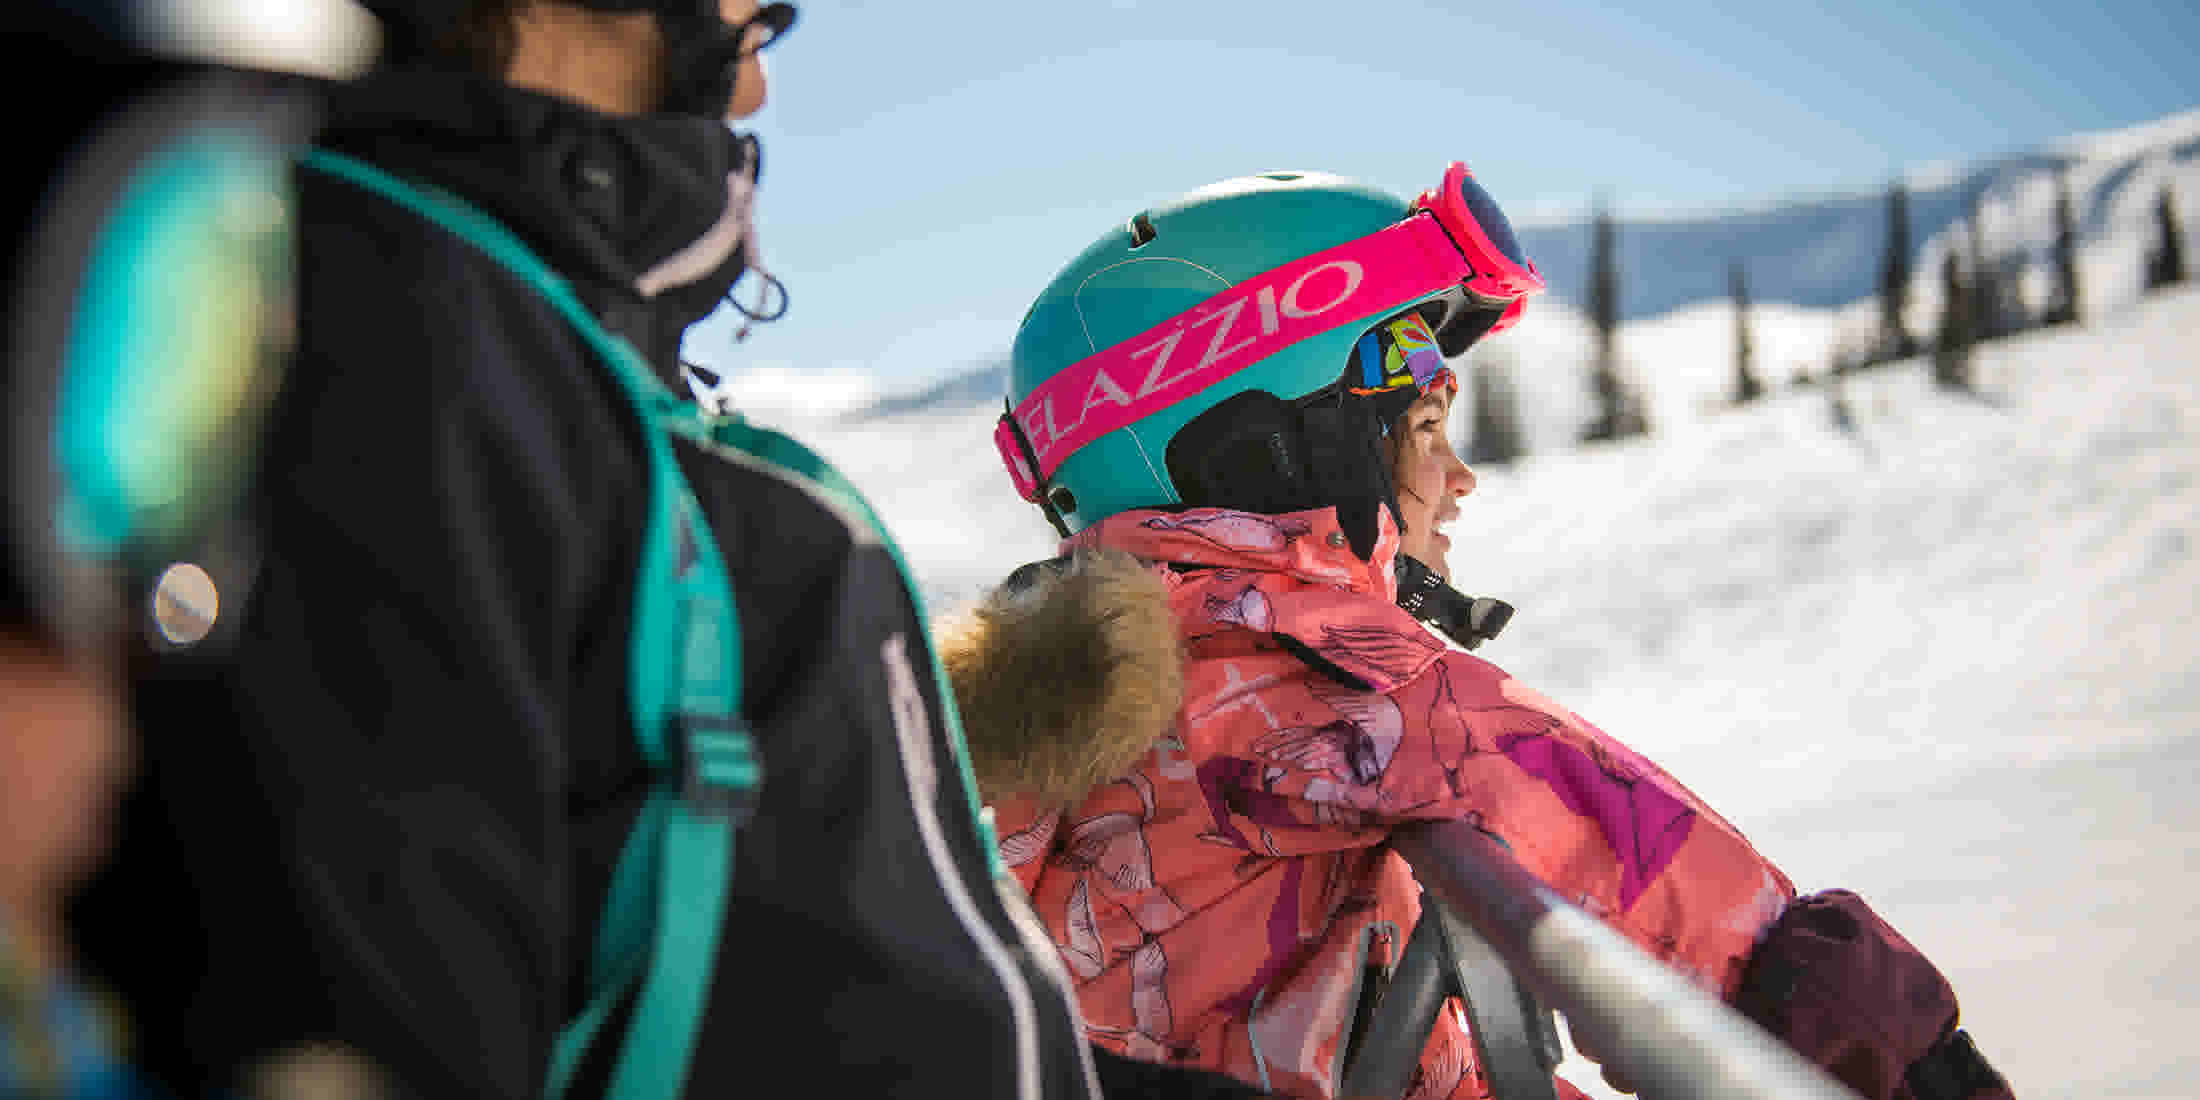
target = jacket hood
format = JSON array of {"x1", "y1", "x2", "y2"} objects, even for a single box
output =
[
  {"x1": 938, "y1": 505, "x2": 1424, "y2": 806},
  {"x1": 937, "y1": 548, "x2": 1185, "y2": 807}
]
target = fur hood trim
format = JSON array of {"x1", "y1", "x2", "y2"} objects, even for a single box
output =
[{"x1": 935, "y1": 549, "x2": 1184, "y2": 807}]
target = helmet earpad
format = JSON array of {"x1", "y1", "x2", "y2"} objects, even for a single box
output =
[{"x1": 1165, "y1": 389, "x2": 1399, "y2": 562}]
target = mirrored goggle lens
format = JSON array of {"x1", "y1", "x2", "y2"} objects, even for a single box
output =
[{"x1": 1454, "y1": 171, "x2": 1531, "y2": 270}]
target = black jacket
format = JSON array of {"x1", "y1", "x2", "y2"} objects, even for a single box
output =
[{"x1": 72, "y1": 67, "x2": 1106, "y2": 1100}]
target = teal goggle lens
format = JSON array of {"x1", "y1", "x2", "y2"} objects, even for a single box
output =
[{"x1": 54, "y1": 126, "x2": 292, "y2": 561}]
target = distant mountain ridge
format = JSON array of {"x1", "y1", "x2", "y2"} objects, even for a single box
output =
[
  {"x1": 838, "y1": 358, "x2": 1009, "y2": 422},
  {"x1": 1518, "y1": 108, "x2": 2200, "y2": 319}
]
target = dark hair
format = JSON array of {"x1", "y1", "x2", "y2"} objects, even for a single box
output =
[
  {"x1": 436, "y1": 0, "x2": 527, "y2": 75},
  {"x1": 370, "y1": 0, "x2": 527, "y2": 74}
]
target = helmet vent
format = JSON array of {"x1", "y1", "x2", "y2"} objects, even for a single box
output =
[
  {"x1": 1259, "y1": 173, "x2": 1303, "y2": 181},
  {"x1": 1128, "y1": 213, "x2": 1158, "y2": 248},
  {"x1": 1048, "y1": 485, "x2": 1079, "y2": 515}
]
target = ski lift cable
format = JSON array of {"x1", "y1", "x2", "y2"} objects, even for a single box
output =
[{"x1": 1389, "y1": 819, "x2": 1865, "y2": 1100}]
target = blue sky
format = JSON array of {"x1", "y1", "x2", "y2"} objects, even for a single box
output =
[{"x1": 688, "y1": 0, "x2": 2200, "y2": 388}]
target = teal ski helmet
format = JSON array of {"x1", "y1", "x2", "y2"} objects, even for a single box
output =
[{"x1": 998, "y1": 164, "x2": 1543, "y2": 548}]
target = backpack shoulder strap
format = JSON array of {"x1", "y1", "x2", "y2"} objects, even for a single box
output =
[
  {"x1": 300, "y1": 148, "x2": 757, "y2": 1100},
  {"x1": 680, "y1": 413, "x2": 1004, "y2": 869}
]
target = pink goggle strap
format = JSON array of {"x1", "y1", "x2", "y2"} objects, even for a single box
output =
[{"x1": 996, "y1": 215, "x2": 1473, "y2": 489}]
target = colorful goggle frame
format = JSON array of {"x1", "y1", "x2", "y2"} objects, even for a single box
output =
[
  {"x1": 996, "y1": 161, "x2": 1544, "y2": 504},
  {"x1": 1347, "y1": 311, "x2": 1454, "y2": 399}
]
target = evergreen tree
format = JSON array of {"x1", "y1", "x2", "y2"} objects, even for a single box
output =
[
  {"x1": 2043, "y1": 165, "x2": 2082, "y2": 326},
  {"x1": 1581, "y1": 198, "x2": 1648, "y2": 442},
  {"x1": 1588, "y1": 197, "x2": 1619, "y2": 370},
  {"x1": 2146, "y1": 183, "x2": 2188, "y2": 291},
  {"x1": 1965, "y1": 187, "x2": 2005, "y2": 341},
  {"x1": 1466, "y1": 345, "x2": 1526, "y2": 466},
  {"x1": 1933, "y1": 248, "x2": 1975, "y2": 392},
  {"x1": 1875, "y1": 181, "x2": 1918, "y2": 362},
  {"x1": 1730, "y1": 260, "x2": 1764, "y2": 405}
]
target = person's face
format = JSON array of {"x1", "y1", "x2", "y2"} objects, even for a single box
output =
[
  {"x1": 0, "y1": 633, "x2": 130, "y2": 959},
  {"x1": 1388, "y1": 384, "x2": 1475, "y2": 579},
  {"x1": 719, "y1": 0, "x2": 771, "y2": 120}
]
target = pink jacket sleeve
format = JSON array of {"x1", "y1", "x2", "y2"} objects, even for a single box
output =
[{"x1": 1225, "y1": 643, "x2": 1796, "y2": 997}]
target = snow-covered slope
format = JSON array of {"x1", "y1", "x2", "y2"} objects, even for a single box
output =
[{"x1": 734, "y1": 283, "x2": 2200, "y2": 1100}]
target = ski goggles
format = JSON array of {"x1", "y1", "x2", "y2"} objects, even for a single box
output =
[
  {"x1": 996, "y1": 161, "x2": 1542, "y2": 503},
  {"x1": 9, "y1": 68, "x2": 307, "y2": 647},
  {"x1": 1346, "y1": 311, "x2": 1454, "y2": 399}
]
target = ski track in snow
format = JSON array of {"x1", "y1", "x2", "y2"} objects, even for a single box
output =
[{"x1": 733, "y1": 285, "x2": 2200, "y2": 1100}]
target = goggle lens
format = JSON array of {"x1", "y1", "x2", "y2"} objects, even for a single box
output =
[
  {"x1": 54, "y1": 129, "x2": 292, "y2": 558},
  {"x1": 1453, "y1": 170, "x2": 1531, "y2": 270}
]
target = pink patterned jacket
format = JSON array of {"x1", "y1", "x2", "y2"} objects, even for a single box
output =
[{"x1": 961, "y1": 506, "x2": 1796, "y2": 1100}]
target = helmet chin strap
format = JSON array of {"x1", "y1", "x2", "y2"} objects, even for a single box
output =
[{"x1": 1394, "y1": 553, "x2": 1513, "y2": 651}]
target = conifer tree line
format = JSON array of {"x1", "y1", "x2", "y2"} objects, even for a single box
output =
[
  {"x1": 2146, "y1": 183, "x2": 2187, "y2": 290},
  {"x1": 1875, "y1": 183, "x2": 1918, "y2": 362},
  {"x1": 1580, "y1": 197, "x2": 1650, "y2": 444},
  {"x1": 1730, "y1": 260, "x2": 1763, "y2": 406},
  {"x1": 1465, "y1": 342, "x2": 1525, "y2": 467},
  {"x1": 1457, "y1": 161, "x2": 2189, "y2": 463},
  {"x1": 1841, "y1": 162, "x2": 2190, "y2": 392}
]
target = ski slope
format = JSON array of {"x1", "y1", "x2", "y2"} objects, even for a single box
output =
[
  {"x1": 728, "y1": 280, "x2": 2200, "y2": 1099},
  {"x1": 1459, "y1": 290, "x2": 2200, "y2": 1099}
]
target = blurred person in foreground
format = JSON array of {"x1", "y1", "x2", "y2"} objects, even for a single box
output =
[
  {"x1": 63, "y1": 1, "x2": 1191, "y2": 1097},
  {"x1": 948, "y1": 167, "x2": 2017, "y2": 1100},
  {"x1": 5, "y1": 3, "x2": 386, "y2": 1095}
]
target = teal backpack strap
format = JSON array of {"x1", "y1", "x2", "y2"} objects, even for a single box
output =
[{"x1": 301, "y1": 149, "x2": 760, "y2": 1100}]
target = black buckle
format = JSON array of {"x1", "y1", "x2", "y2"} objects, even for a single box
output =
[
  {"x1": 1394, "y1": 554, "x2": 1514, "y2": 651},
  {"x1": 677, "y1": 712, "x2": 761, "y2": 825}
]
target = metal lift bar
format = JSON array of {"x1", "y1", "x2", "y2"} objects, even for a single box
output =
[
  {"x1": 1336, "y1": 907, "x2": 1451, "y2": 1100},
  {"x1": 1423, "y1": 890, "x2": 1564, "y2": 1100},
  {"x1": 1393, "y1": 819, "x2": 1864, "y2": 1100},
  {"x1": 1337, "y1": 878, "x2": 1564, "y2": 1100}
]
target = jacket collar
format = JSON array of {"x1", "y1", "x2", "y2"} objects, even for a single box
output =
[
  {"x1": 1075, "y1": 506, "x2": 1460, "y2": 694},
  {"x1": 1072, "y1": 505, "x2": 1404, "y2": 603},
  {"x1": 318, "y1": 66, "x2": 754, "y2": 340}
]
